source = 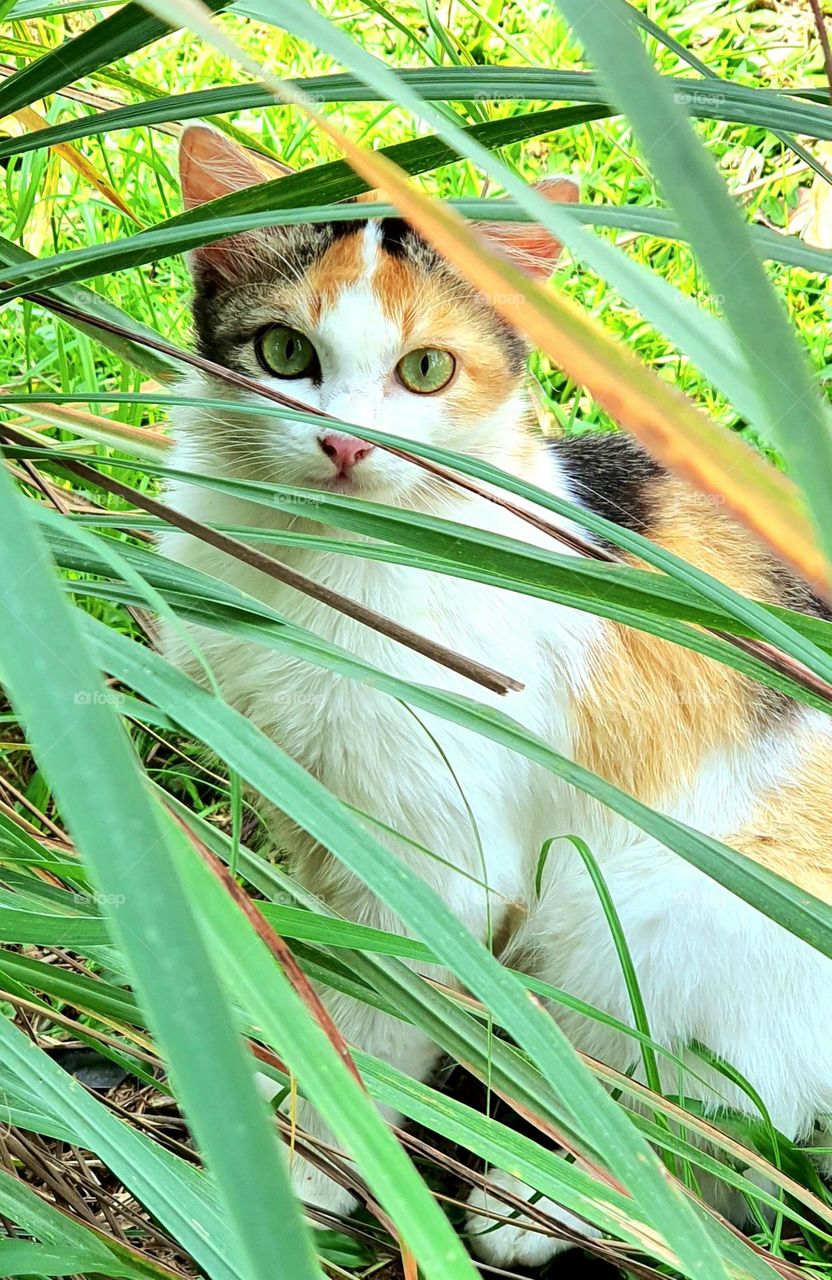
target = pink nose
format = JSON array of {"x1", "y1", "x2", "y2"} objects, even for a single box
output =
[{"x1": 318, "y1": 432, "x2": 375, "y2": 473}]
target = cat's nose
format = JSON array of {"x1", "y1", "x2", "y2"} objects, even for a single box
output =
[{"x1": 318, "y1": 433, "x2": 375, "y2": 473}]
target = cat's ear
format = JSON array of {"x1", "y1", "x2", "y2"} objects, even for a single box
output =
[
  {"x1": 179, "y1": 123, "x2": 266, "y2": 209},
  {"x1": 476, "y1": 177, "x2": 579, "y2": 281}
]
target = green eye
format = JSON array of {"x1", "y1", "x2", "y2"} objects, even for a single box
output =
[
  {"x1": 396, "y1": 347, "x2": 455, "y2": 394},
  {"x1": 257, "y1": 325, "x2": 317, "y2": 379}
]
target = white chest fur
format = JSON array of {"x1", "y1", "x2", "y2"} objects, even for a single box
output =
[{"x1": 158, "y1": 442, "x2": 605, "y2": 929}]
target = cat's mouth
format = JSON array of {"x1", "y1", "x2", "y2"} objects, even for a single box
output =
[
  {"x1": 309, "y1": 452, "x2": 401, "y2": 500},
  {"x1": 323, "y1": 472, "x2": 361, "y2": 491},
  {"x1": 319, "y1": 469, "x2": 382, "y2": 496}
]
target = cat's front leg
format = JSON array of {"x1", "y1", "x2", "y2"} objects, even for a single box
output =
[
  {"x1": 466, "y1": 1169, "x2": 602, "y2": 1266},
  {"x1": 265, "y1": 987, "x2": 443, "y2": 1218}
]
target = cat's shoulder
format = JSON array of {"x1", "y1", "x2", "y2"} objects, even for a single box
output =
[
  {"x1": 548, "y1": 431, "x2": 665, "y2": 537},
  {"x1": 548, "y1": 430, "x2": 830, "y2": 624}
]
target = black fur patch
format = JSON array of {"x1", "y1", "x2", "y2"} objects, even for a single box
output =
[
  {"x1": 379, "y1": 217, "x2": 412, "y2": 257},
  {"x1": 768, "y1": 558, "x2": 832, "y2": 624},
  {"x1": 550, "y1": 432, "x2": 665, "y2": 544},
  {"x1": 329, "y1": 217, "x2": 367, "y2": 242}
]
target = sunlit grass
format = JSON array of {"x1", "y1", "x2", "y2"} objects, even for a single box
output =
[{"x1": 3, "y1": 0, "x2": 829, "y2": 444}]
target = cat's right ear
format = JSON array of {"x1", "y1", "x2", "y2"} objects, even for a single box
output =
[{"x1": 179, "y1": 124, "x2": 268, "y2": 283}]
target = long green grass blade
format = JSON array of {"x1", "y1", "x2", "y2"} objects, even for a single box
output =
[
  {"x1": 0, "y1": 0, "x2": 230, "y2": 119},
  {"x1": 38, "y1": 499, "x2": 832, "y2": 715},
  {"x1": 7, "y1": 68, "x2": 825, "y2": 151},
  {"x1": 0, "y1": 462, "x2": 321, "y2": 1280},
  {"x1": 556, "y1": 0, "x2": 832, "y2": 569},
  {"x1": 0, "y1": 1013, "x2": 242, "y2": 1280}
]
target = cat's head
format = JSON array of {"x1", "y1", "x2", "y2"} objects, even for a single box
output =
[{"x1": 179, "y1": 124, "x2": 577, "y2": 503}]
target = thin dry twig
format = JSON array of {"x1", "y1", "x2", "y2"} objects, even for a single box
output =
[
  {"x1": 5, "y1": 1130, "x2": 101, "y2": 1228},
  {"x1": 0, "y1": 771, "x2": 68, "y2": 840},
  {"x1": 808, "y1": 0, "x2": 832, "y2": 103},
  {"x1": 0, "y1": 990, "x2": 160, "y2": 1068}
]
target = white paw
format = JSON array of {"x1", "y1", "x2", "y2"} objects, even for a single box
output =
[
  {"x1": 465, "y1": 1168, "x2": 602, "y2": 1267},
  {"x1": 288, "y1": 1151, "x2": 358, "y2": 1219},
  {"x1": 255, "y1": 1074, "x2": 358, "y2": 1220}
]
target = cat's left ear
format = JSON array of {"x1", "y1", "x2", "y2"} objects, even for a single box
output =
[{"x1": 476, "y1": 177, "x2": 579, "y2": 281}]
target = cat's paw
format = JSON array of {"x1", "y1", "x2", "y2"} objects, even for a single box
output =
[
  {"x1": 256, "y1": 1073, "x2": 358, "y2": 1220},
  {"x1": 465, "y1": 1169, "x2": 601, "y2": 1267},
  {"x1": 289, "y1": 1152, "x2": 358, "y2": 1219}
]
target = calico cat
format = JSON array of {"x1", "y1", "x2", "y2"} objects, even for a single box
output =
[{"x1": 161, "y1": 123, "x2": 832, "y2": 1268}]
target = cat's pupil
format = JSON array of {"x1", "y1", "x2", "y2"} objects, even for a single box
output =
[
  {"x1": 420, "y1": 353, "x2": 430, "y2": 377},
  {"x1": 286, "y1": 337, "x2": 297, "y2": 360}
]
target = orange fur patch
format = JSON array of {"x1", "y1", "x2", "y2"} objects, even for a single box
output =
[
  {"x1": 729, "y1": 738, "x2": 832, "y2": 902},
  {"x1": 306, "y1": 232, "x2": 367, "y2": 310},
  {"x1": 375, "y1": 258, "x2": 520, "y2": 419},
  {"x1": 572, "y1": 624, "x2": 750, "y2": 806},
  {"x1": 571, "y1": 477, "x2": 788, "y2": 804},
  {"x1": 372, "y1": 252, "x2": 421, "y2": 345}
]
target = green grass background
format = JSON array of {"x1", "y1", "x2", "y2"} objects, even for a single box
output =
[{"x1": 4, "y1": 0, "x2": 829, "y2": 447}]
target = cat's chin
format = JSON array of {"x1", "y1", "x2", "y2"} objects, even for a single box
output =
[
  {"x1": 312, "y1": 471, "x2": 402, "y2": 503},
  {"x1": 320, "y1": 473, "x2": 365, "y2": 493}
]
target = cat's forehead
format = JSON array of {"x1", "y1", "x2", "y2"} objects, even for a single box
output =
[
  {"x1": 192, "y1": 215, "x2": 527, "y2": 376},
  {"x1": 296, "y1": 215, "x2": 439, "y2": 279},
  {"x1": 307, "y1": 223, "x2": 403, "y2": 373},
  {"x1": 299, "y1": 217, "x2": 447, "y2": 335}
]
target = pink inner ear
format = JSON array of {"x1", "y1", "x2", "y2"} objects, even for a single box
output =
[
  {"x1": 478, "y1": 177, "x2": 580, "y2": 281},
  {"x1": 179, "y1": 124, "x2": 266, "y2": 210}
]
